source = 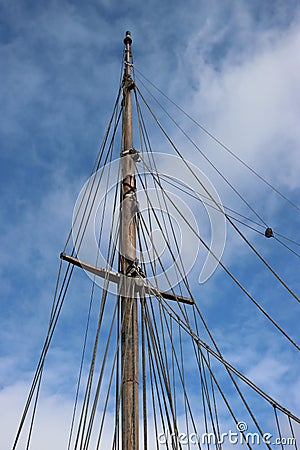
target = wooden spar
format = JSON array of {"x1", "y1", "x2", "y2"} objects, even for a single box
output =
[
  {"x1": 60, "y1": 252, "x2": 194, "y2": 305},
  {"x1": 60, "y1": 253, "x2": 120, "y2": 283},
  {"x1": 120, "y1": 30, "x2": 139, "y2": 450}
]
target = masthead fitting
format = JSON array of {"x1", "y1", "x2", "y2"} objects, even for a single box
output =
[{"x1": 124, "y1": 30, "x2": 132, "y2": 45}]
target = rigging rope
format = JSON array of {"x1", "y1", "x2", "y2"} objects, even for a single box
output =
[
  {"x1": 135, "y1": 82, "x2": 268, "y2": 228},
  {"x1": 134, "y1": 144, "x2": 300, "y2": 442},
  {"x1": 64, "y1": 87, "x2": 122, "y2": 253},
  {"x1": 145, "y1": 287, "x2": 280, "y2": 449},
  {"x1": 135, "y1": 85, "x2": 300, "y2": 304},
  {"x1": 135, "y1": 69, "x2": 300, "y2": 214},
  {"x1": 12, "y1": 261, "x2": 75, "y2": 449},
  {"x1": 14, "y1": 56, "x2": 300, "y2": 450},
  {"x1": 146, "y1": 285, "x2": 300, "y2": 424},
  {"x1": 155, "y1": 172, "x2": 300, "y2": 252},
  {"x1": 137, "y1": 154, "x2": 300, "y2": 350}
]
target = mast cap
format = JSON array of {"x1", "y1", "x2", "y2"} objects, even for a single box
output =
[{"x1": 124, "y1": 30, "x2": 132, "y2": 45}]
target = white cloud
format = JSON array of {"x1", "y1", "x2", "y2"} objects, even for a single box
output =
[
  {"x1": 186, "y1": 15, "x2": 300, "y2": 192},
  {"x1": 0, "y1": 380, "x2": 75, "y2": 449}
]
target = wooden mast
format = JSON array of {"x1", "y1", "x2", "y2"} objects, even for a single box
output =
[
  {"x1": 120, "y1": 31, "x2": 139, "y2": 450},
  {"x1": 59, "y1": 31, "x2": 191, "y2": 448}
]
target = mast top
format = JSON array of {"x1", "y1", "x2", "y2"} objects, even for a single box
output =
[{"x1": 124, "y1": 30, "x2": 132, "y2": 45}]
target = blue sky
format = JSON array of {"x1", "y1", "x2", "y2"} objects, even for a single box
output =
[{"x1": 1, "y1": 0, "x2": 300, "y2": 448}]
